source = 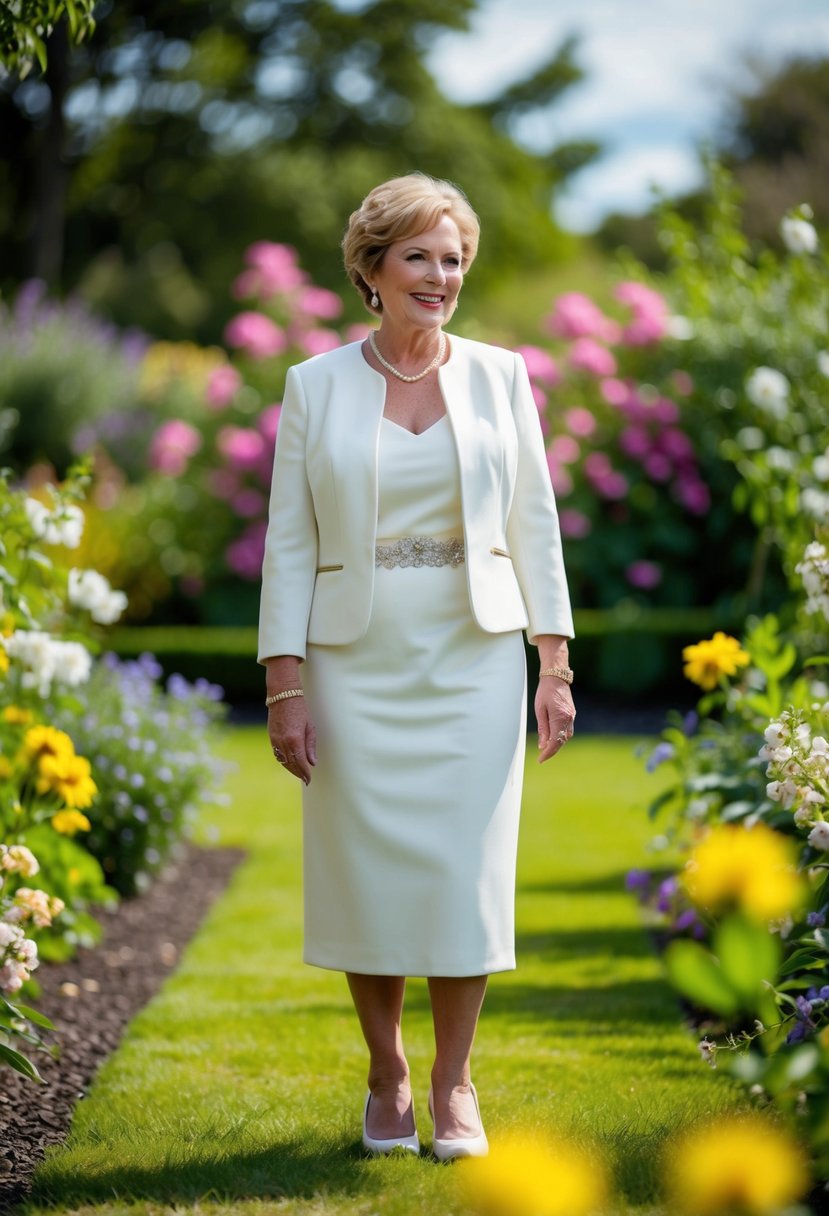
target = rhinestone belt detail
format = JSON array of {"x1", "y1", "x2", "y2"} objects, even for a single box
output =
[{"x1": 375, "y1": 536, "x2": 465, "y2": 569}]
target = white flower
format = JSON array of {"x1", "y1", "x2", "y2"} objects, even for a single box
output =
[
  {"x1": 746, "y1": 367, "x2": 790, "y2": 418},
  {"x1": 736, "y1": 427, "x2": 766, "y2": 451},
  {"x1": 698, "y1": 1038, "x2": 717, "y2": 1068},
  {"x1": 0, "y1": 845, "x2": 40, "y2": 877},
  {"x1": 59, "y1": 642, "x2": 93, "y2": 687},
  {"x1": 814, "y1": 455, "x2": 829, "y2": 483},
  {"x1": 808, "y1": 821, "x2": 829, "y2": 851},
  {"x1": 666, "y1": 315, "x2": 694, "y2": 340},
  {"x1": 766, "y1": 446, "x2": 796, "y2": 472},
  {"x1": 767, "y1": 779, "x2": 797, "y2": 808},
  {"x1": 801, "y1": 488, "x2": 829, "y2": 521},
  {"x1": 3, "y1": 630, "x2": 92, "y2": 696},
  {"x1": 23, "y1": 499, "x2": 84, "y2": 548},
  {"x1": 794, "y1": 806, "x2": 815, "y2": 827},
  {"x1": 0, "y1": 922, "x2": 21, "y2": 949},
  {"x1": 781, "y1": 215, "x2": 818, "y2": 254},
  {"x1": 811, "y1": 737, "x2": 829, "y2": 758},
  {"x1": 818, "y1": 352, "x2": 829, "y2": 378},
  {"x1": 0, "y1": 961, "x2": 24, "y2": 993},
  {"x1": 68, "y1": 568, "x2": 128, "y2": 624},
  {"x1": 764, "y1": 722, "x2": 787, "y2": 747}
]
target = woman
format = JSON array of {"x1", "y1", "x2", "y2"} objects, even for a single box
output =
[{"x1": 258, "y1": 173, "x2": 575, "y2": 1160}]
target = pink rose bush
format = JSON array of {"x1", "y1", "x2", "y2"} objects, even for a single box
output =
[
  {"x1": 521, "y1": 279, "x2": 727, "y2": 611},
  {"x1": 138, "y1": 244, "x2": 356, "y2": 596}
]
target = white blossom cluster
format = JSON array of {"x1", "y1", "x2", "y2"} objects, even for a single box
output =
[
  {"x1": 0, "y1": 920, "x2": 39, "y2": 993},
  {"x1": 796, "y1": 541, "x2": 829, "y2": 622},
  {"x1": 2, "y1": 630, "x2": 92, "y2": 696},
  {"x1": 68, "y1": 568, "x2": 128, "y2": 625},
  {"x1": 761, "y1": 710, "x2": 829, "y2": 850},
  {"x1": 23, "y1": 497, "x2": 84, "y2": 548},
  {"x1": 0, "y1": 846, "x2": 44, "y2": 995}
]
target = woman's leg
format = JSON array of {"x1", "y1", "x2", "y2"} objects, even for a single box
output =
[
  {"x1": 428, "y1": 975, "x2": 488, "y2": 1139},
  {"x1": 346, "y1": 972, "x2": 416, "y2": 1138}
]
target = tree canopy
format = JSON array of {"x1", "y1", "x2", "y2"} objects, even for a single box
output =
[{"x1": 0, "y1": 0, "x2": 598, "y2": 341}]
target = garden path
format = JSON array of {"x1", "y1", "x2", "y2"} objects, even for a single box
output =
[{"x1": 24, "y1": 729, "x2": 748, "y2": 1216}]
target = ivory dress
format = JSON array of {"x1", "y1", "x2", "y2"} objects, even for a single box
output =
[{"x1": 301, "y1": 412, "x2": 527, "y2": 976}]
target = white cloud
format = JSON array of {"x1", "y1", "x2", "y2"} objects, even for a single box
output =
[
  {"x1": 427, "y1": 0, "x2": 829, "y2": 229},
  {"x1": 554, "y1": 144, "x2": 704, "y2": 232}
]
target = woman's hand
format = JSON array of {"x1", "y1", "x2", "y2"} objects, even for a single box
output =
[
  {"x1": 267, "y1": 697, "x2": 317, "y2": 785},
  {"x1": 535, "y1": 677, "x2": 576, "y2": 763}
]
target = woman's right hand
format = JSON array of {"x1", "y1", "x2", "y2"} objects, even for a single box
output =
[{"x1": 268, "y1": 697, "x2": 317, "y2": 785}]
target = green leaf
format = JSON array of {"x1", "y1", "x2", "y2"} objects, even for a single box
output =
[
  {"x1": 0, "y1": 1041, "x2": 43, "y2": 1082},
  {"x1": 11, "y1": 1003, "x2": 56, "y2": 1032},
  {"x1": 714, "y1": 915, "x2": 781, "y2": 1003},
  {"x1": 665, "y1": 939, "x2": 740, "y2": 1017}
]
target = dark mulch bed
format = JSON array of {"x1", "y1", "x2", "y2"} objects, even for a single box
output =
[{"x1": 0, "y1": 844, "x2": 244, "y2": 1214}]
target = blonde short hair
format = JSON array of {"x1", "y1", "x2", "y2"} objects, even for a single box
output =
[{"x1": 342, "y1": 173, "x2": 480, "y2": 314}]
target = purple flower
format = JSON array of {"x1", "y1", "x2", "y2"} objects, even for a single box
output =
[
  {"x1": 646, "y1": 741, "x2": 675, "y2": 772},
  {"x1": 656, "y1": 876, "x2": 679, "y2": 913},
  {"x1": 682, "y1": 711, "x2": 698, "y2": 736},
  {"x1": 673, "y1": 908, "x2": 700, "y2": 933},
  {"x1": 786, "y1": 1021, "x2": 809, "y2": 1044},
  {"x1": 807, "y1": 911, "x2": 826, "y2": 928},
  {"x1": 625, "y1": 868, "x2": 651, "y2": 893}
]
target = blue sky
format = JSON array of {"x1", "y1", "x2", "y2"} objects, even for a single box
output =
[{"x1": 427, "y1": 0, "x2": 829, "y2": 231}]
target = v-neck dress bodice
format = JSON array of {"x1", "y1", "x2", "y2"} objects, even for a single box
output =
[{"x1": 376, "y1": 415, "x2": 461, "y2": 541}]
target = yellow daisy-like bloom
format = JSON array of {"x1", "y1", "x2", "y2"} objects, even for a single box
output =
[
  {"x1": 21, "y1": 725, "x2": 75, "y2": 765},
  {"x1": 37, "y1": 753, "x2": 97, "y2": 809},
  {"x1": 52, "y1": 809, "x2": 92, "y2": 836},
  {"x1": 3, "y1": 705, "x2": 33, "y2": 725},
  {"x1": 665, "y1": 1116, "x2": 809, "y2": 1214},
  {"x1": 458, "y1": 1130, "x2": 608, "y2": 1216},
  {"x1": 0, "y1": 755, "x2": 12, "y2": 781},
  {"x1": 0, "y1": 647, "x2": 8, "y2": 676},
  {"x1": 683, "y1": 824, "x2": 805, "y2": 922},
  {"x1": 683, "y1": 632, "x2": 750, "y2": 691}
]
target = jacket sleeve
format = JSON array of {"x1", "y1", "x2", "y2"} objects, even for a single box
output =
[
  {"x1": 505, "y1": 352, "x2": 575, "y2": 643},
  {"x1": 257, "y1": 365, "x2": 319, "y2": 663}
]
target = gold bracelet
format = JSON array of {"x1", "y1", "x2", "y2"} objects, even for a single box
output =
[
  {"x1": 265, "y1": 689, "x2": 305, "y2": 706},
  {"x1": 540, "y1": 666, "x2": 574, "y2": 684}
]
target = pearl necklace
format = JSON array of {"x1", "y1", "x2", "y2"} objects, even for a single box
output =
[{"x1": 369, "y1": 330, "x2": 445, "y2": 383}]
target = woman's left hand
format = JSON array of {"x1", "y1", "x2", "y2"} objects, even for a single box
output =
[{"x1": 535, "y1": 678, "x2": 576, "y2": 762}]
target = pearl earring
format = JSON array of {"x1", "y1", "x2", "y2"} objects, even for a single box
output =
[{"x1": 370, "y1": 290, "x2": 379, "y2": 309}]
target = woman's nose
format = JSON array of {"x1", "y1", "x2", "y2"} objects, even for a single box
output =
[{"x1": 426, "y1": 262, "x2": 446, "y2": 284}]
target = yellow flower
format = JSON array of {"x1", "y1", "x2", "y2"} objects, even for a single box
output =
[
  {"x1": 3, "y1": 706, "x2": 33, "y2": 725},
  {"x1": 21, "y1": 725, "x2": 75, "y2": 765},
  {"x1": 0, "y1": 647, "x2": 8, "y2": 676},
  {"x1": 0, "y1": 755, "x2": 11, "y2": 781},
  {"x1": 1, "y1": 613, "x2": 14, "y2": 637},
  {"x1": 664, "y1": 1116, "x2": 809, "y2": 1214},
  {"x1": 683, "y1": 824, "x2": 804, "y2": 921},
  {"x1": 37, "y1": 752, "x2": 97, "y2": 809},
  {"x1": 458, "y1": 1130, "x2": 608, "y2": 1216},
  {"x1": 683, "y1": 632, "x2": 750, "y2": 691},
  {"x1": 52, "y1": 809, "x2": 92, "y2": 836}
]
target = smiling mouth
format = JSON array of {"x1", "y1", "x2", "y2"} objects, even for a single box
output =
[{"x1": 411, "y1": 293, "x2": 445, "y2": 305}]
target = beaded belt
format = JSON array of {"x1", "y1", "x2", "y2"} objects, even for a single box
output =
[{"x1": 375, "y1": 536, "x2": 465, "y2": 569}]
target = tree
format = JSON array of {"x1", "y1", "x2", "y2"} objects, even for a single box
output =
[
  {"x1": 0, "y1": 0, "x2": 94, "y2": 77},
  {"x1": 0, "y1": 0, "x2": 598, "y2": 341}
]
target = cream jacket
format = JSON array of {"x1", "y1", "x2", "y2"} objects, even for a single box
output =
[{"x1": 257, "y1": 334, "x2": 574, "y2": 662}]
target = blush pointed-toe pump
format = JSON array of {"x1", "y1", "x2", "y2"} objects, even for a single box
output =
[
  {"x1": 361, "y1": 1091, "x2": 420, "y2": 1156},
  {"x1": 428, "y1": 1083, "x2": 489, "y2": 1161}
]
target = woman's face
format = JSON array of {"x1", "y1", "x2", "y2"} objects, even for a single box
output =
[{"x1": 371, "y1": 215, "x2": 464, "y2": 333}]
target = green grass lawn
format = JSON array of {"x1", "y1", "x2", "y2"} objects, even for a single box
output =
[{"x1": 24, "y1": 730, "x2": 747, "y2": 1216}]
